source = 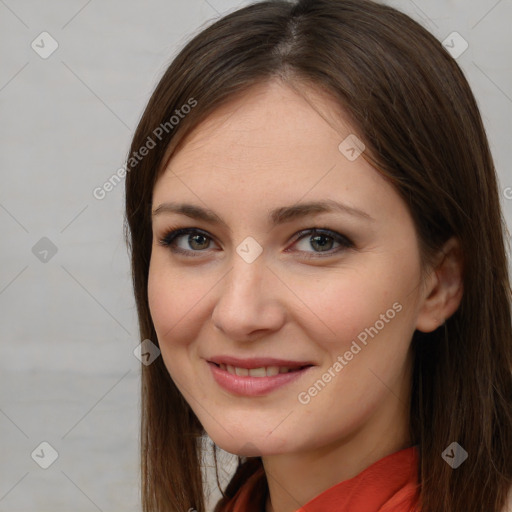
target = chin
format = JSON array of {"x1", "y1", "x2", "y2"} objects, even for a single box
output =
[{"x1": 207, "y1": 428, "x2": 290, "y2": 457}]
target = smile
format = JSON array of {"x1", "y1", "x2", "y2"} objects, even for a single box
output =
[
  {"x1": 215, "y1": 363, "x2": 310, "y2": 377},
  {"x1": 207, "y1": 361, "x2": 314, "y2": 396}
]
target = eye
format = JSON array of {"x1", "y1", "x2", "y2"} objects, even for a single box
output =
[
  {"x1": 289, "y1": 228, "x2": 354, "y2": 258},
  {"x1": 157, "y1": 227, "x2": 354, "y2": 258},
  {"x1": 158, "y1": 227, "x2": 218, "y2": 257}
]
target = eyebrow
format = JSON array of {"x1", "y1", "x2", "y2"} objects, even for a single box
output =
[{"x1": 152, "y1": 199, "x2": 374, "y2": 229}]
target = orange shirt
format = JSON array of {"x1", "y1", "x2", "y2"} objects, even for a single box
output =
[{"x1": 222, "y1": 445, "x2": 420, "y2": 512}]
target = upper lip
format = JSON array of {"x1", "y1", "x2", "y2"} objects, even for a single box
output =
[{"x1": 207, "y1": 356, "x2": 315, "y2": 369}]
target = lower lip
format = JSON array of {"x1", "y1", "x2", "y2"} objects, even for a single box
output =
[{"x1": 207, "y1": 361, "x2": 314, "y2": 396}]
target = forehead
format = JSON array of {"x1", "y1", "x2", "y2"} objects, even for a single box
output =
[
  {"x1": 152, "y1": 80, "x2": 395, "y2": 222},
  {"x1": 167, "y1": 80, "x2": 350, "y2": 170}
]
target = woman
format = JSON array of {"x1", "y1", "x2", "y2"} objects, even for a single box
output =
[{"x1": 124, "y1": 0, "x2": 512, "y2": 511}]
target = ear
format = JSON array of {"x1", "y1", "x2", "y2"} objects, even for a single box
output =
[{"x1": 415, "y1": 237, "x2": 464, "y2": 333}]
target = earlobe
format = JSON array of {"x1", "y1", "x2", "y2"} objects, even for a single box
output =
[{"x1": 415, "y1": 237, "x2": 464, "y2": 333}]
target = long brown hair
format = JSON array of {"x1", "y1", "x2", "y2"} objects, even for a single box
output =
[{"x1": 124, "y1": 1, "x2": 512, "y2": 510}]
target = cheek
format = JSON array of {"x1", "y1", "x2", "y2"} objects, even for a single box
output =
[
  {"x1": 293, "y1": 256, "x2": 419, "y2": 371},
  {"x1": 295, "y1": 270, "x2": 401, "y2": 342},
  {"x1": 147, "y1": 259, "x2": 216, "y2": 409},
  {"x1": 292, "y1": 273, "x2": 413, "y2": 418},
  {"x1": 147, "y1": 263, "x2": 174, "y2": 334},
  {"x1": 147, "y1": 262, "x2": 199, "y2": 388},
  {"x1": 147, "y1": 255, "x2": 221, "y2": 368},
  {"x1": 147, "y1": 258, "x2": 197, "y2": 345}
]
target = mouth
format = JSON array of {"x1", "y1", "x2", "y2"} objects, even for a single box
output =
[
  {"x1": 210, "y1": 361, "x2": 313, "y2": 377},
  {"x1": 206, "y1": 360, "x2": 315, "y2": 396}
]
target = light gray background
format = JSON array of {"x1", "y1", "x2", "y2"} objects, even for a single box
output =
[{"x1": 1, "y1": 0, "x2": 511, "y2": 511}]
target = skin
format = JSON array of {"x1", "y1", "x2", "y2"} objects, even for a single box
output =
[{"x1": 148, "y1": 79, "x2": 463, "y2": 512}]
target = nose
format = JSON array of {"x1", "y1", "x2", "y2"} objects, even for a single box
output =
[{"x1": 211, "y1": 253, "x2": 285, "y2": 341}]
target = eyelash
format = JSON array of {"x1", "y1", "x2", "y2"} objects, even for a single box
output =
[{"x1": 157, "y1": 226, "x2": 354, "y2": 259}]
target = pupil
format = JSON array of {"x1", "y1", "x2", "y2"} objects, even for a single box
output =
[
  {"x1": 190, "y1": 234, "x2": 208, "y2": 249},
  {"x1": 311, "y1": 234, "x2": 332, "y2": 251}
]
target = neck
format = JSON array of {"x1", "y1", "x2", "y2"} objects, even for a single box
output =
[{"x1": 261, "y1": 403, "x2": 411, "y2": 512}]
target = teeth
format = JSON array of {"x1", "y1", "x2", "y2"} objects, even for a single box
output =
[
  {"x1": 235, "y1": 366, "x2": 249, "y2": 377},
  {"x1": 219, "y1": 364, "x2": 301, "y2": 377},
  {"x1": 266, "y1": 366, "x2": 279, "y2": 377}
]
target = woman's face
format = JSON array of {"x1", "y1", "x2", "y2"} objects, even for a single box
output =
[{"x1": 148, "y1": 80, "x2": 430, "y2": 457}]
